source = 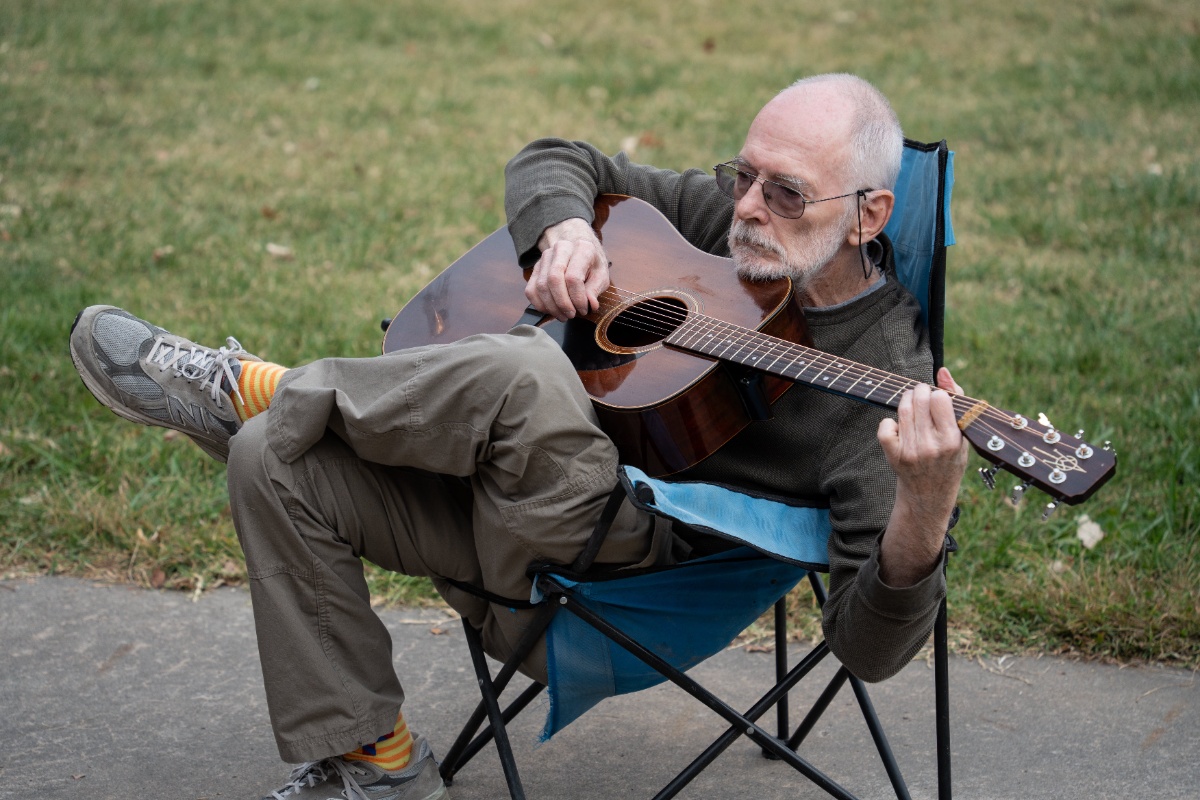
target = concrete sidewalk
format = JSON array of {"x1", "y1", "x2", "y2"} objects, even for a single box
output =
[{"x1": 2, "y1": 576, "x2": 1196, "y2": 800}]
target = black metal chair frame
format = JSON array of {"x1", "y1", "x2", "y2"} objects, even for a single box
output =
[{"x1": 436, "y1": 483, "x2": 957, "y2": 800}]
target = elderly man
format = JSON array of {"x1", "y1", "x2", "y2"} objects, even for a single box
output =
[{"x1": 69, "y1": 73, "x2": 968, "y2": 800}]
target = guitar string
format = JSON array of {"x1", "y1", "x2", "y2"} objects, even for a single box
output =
[
  {"x1": 584, "y1": 286, "x2": 1083, "y2": 467},
  {"x1": 595, "y1": 284, "x2": 961, "y2": 406},
  {"x1": 594, "y1": 286, "x2": 1065, "y2": 457},
  {"x1": 591, "y1": 285, "x2": 972, "y2": 412},
  {"x1": 590, "y1": 287, "x2": 1084, "y2": 479}
]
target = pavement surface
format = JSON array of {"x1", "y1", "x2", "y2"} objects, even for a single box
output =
[{"x1": 1, "y1": 576, "x2": 1197, "y2": 800}]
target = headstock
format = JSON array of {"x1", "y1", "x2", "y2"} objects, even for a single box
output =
[{"x1": 960, "y1": 404, "x2": 1117, "y2": 519}]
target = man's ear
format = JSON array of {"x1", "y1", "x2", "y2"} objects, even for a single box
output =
[{"x1": 847, "y1": 189, "x2": 895, "y2": 246}]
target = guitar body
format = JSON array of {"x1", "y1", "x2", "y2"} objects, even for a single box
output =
[{"x1": 383, "y1": 195, "x2": 810, "y2": 476}]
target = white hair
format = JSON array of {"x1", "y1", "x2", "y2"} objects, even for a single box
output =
[{"x1": 784, "y1": 74, "x2": 904, "y2": 192}]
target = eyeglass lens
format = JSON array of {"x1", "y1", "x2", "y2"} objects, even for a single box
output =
[{"x1": 714, "y1": 163, "x2": 807, "y2": 219}]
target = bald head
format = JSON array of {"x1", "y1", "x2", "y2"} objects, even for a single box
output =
[{"x1": 757, "y1": 74, "x2": 904, "y2": 193}]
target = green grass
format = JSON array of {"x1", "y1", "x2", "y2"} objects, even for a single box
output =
[{"x1": 2, "y1": 0, "x2": 1197, "y2": 664}]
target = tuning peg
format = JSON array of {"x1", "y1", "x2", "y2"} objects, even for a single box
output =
[
  {"x1": 978, "y1": 465, "x2": 1000, "y2": 490},
  {"x1": 1102, "y1": 441, "x2": 1117, "y2": 456},
  {"x1": 1075, "y1": 429, "x2": 1085, "y2": 439},
  {"x1": 1010, "y1": 481, "x2": 1031, "y2": 506},
  {"x1": 1041, "y1": 501, "x2": 1060, "y2": 521}
]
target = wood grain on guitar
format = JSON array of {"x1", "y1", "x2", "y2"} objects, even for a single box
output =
[{"x1": 383, "y1": 195, "x2": 1116, "y2": 511}]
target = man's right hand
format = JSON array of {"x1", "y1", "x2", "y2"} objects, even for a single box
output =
[{"x1": 526, "y1": 217, "x2": 611, "y2": 321}]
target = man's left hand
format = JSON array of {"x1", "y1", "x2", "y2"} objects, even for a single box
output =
[{"x1": 875, "y1": 367, "x2": 970, "y2": 587}]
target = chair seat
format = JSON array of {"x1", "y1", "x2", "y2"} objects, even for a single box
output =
[
  {"x1": 539, "y1": 548, "x2": 805, "y2": 739},
  {"x1": 536, "y1": 466, "x2": 835, "y2": 738}
]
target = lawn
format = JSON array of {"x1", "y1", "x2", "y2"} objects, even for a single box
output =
[{"x1": 2, "y1": 0, "x2": 1197, "y2": 666}]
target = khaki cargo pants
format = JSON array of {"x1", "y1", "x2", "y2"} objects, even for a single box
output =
[{"x1": 225, "y1": 325, "x2": 670, "y2": 763}]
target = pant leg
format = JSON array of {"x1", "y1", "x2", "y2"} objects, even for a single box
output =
[
  {"x1": 229, "y1": 326, "x2": 668, "y2": 762},
  {"x1": 228, "y1": 417, "x2": 483, "y2": 763},
  {"x1": 264, "y1": 325, "x2": 665, "y2": 600}
]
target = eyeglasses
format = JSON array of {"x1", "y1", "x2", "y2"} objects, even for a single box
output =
[{"x1": 713, "y1": 161, "x2": 867, "y2": 219}]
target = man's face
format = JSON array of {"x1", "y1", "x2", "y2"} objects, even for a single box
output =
[
  {"x1": 728, "y1": 190, "x2": 856, "y2": 287},
  {"x1": 726, "y1": 88, "x2": 858, "y2": 288}
]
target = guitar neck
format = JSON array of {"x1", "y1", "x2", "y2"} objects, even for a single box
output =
[{"x1": 664, "y1": 314, "x2": 986, "y2": 425}]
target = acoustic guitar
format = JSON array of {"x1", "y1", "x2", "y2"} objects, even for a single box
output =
[{"x1": 383, "y1": 195, "x2": 1116, "y2": 515}]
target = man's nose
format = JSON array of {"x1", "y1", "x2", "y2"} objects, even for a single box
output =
[{"x1": 734, "y1": 178, "x2": 771, "y2": 225}]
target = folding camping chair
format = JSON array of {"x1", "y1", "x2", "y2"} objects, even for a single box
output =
[{"x1": 432, "y1": 138, "x2": 956, "y2": 800}]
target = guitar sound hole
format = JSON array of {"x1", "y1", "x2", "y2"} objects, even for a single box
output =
[{"x1": 607, "y1": 297, "x2": 688, "y2": 349}]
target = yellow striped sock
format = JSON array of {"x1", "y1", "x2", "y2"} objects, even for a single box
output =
[
  {"x1": 343, "y1": 712, "x2": 414, "y2": 773},
  {"x1": 233, "y1": 360, "x2": 288, "y2": 422}
]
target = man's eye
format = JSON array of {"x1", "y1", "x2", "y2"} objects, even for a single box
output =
[{"x1": 777, "y1": 184, "x2": 803, "y2": 199}]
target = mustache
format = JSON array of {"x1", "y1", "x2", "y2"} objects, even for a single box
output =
[{"x1": 729, "y1": 221, "x2": 784, "y2": 257}]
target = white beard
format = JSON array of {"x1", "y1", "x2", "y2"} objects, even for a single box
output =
[{"x1": 729, "y1": 204, "x2": 856, "y2": 290}]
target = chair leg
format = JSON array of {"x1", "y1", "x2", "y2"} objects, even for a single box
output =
[
  {"x1": 772, "y1": 597, "x2": 789, "y2": 743},
  {"x1": 441, "y1": 602, "x2": 557, "y2": 797},
  {"x1": 451, "y1": 681, "x2": 546, "y2": 775},
  {"x1": 654, "y1": 642, "x2": 834, "y2": 800},
  {"x1": 847, "y1": 673, "x2": 912, "y2": 800},
  {"x1": 460, "y1": 621, "x2": 527, "y2": 800},
  {"x1": 935, "y1": 597, "x2": 952, "y2": 800},
  {"x1": 555, "y1": 587, "x2": 859, "y2": 800},
  {"x1": 789, "y1": 570, "x2": 916, "y2": 799},
  {"x1": 787, "y1": 666, "x2": 849, "y2": 749}
]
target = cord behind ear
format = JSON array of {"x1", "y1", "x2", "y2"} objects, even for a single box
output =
[{"x1": 856, "y1": 190, "x2": 874, "y2": 280}]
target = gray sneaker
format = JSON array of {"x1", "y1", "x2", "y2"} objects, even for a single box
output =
[
  {"x1": 69, "y1": 305, "x2": 259, "y2": 463},
  {"x1": 262, "y1": 735, "x2": 449, "y2": 800}
]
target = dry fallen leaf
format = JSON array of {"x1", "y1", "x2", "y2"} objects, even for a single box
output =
[
  {"x1": 150, "y1": 569, "x2": 167, "y2": 589},
  {"x1": 638, "y1": 131, "x2": 664, "y2": 148},
  {"x1": 266, "y1": 242, "x2": 294, "y2": 260},
  {"x1": 1076, "y1": 514, "x2": 1104, "y2": 550},
  {"x1": 429, "y1": 626, "x2": 447, "y2": 636}
]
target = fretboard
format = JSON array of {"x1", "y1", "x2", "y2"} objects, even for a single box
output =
[{"x1": 664, "y1": 313, "x2": 982, "y2": 420}]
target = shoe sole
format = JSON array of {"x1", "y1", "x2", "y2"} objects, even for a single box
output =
[{"x1": 69, "y1": 308, "x2": 231, "y2": 463}]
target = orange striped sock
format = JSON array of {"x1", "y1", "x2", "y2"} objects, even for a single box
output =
[
  {"x1": 233, "y1": 360, "x2": 288, "y2": 422},
  {"x1": 343, "y1": 711, "x2": 414, "y2": 773}
]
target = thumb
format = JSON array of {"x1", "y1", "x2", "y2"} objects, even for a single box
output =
[
  {"x1": 877, "y1": 416, "x2": 899, "y2": 459},
  {"x1": 936, "y1": 366, "x2": 963, "y2": 396}
]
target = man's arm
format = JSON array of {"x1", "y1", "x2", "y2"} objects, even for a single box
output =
[
  {"x1": 812, "y1": 293, "x2": 968, "y2": 683},
  {"x1": 504, "y1": 138, "x2": 732, "y2": 319},
  {"x1": 877, "y1": 368, "x2": 970, "y2": 586}
]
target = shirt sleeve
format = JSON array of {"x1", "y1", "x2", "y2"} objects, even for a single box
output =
[
  {"x1": 817, "y1": 303, "x2": 948, "y2": 683},
  {"x1": 504, "y1": 138, "x2": 734, "y2": 265}
]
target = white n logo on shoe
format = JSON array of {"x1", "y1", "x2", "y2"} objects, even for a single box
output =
[{"x1": 167, "y1": 395, "x2": 213, "y2": 433}]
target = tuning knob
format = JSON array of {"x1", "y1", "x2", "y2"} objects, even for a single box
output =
[
  {"x1": 979, "y1": 466, "x2": 1000, "y2": 490},
  {"x1": 1041, "y1": 501, "x2": 1060, "y2": 521},
  {"x1": 1010, "y1": 481, "x2": 1032, "y2": 506}
]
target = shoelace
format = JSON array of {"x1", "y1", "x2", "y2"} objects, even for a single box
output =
[
  {"x1": 146, "y1": 335, "x2": 248, "y2": 409},
  {"x1": 269, "y1": 758, "x2": 375, "y2": 800}
]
